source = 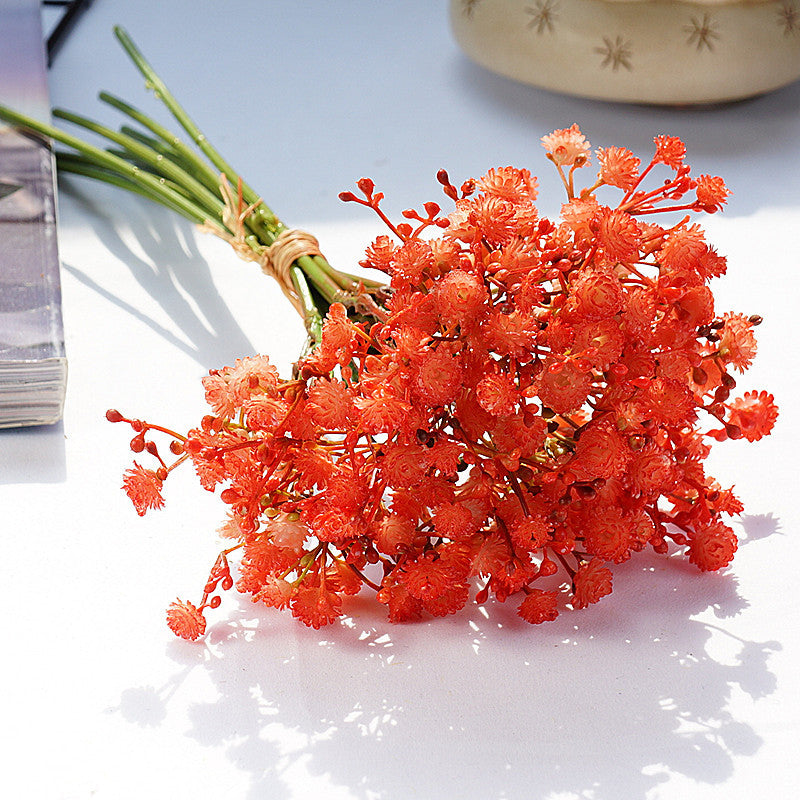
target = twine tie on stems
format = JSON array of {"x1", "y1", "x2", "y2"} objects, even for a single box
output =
[
  {"x1": 209, "y1": 175, "x2": 324, "y2": 316},
  {"x1": 260, "y1": 228, "x2": 323, "y2": 312}
]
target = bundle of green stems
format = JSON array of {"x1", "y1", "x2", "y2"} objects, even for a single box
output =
[{"x1": 0, "y1": 27, "x2": 387, "y2": 345}]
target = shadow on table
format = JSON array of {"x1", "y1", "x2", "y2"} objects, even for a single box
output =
[
  {"x1": 117, "y1": 515, "x2": 782, "y2": 800},
  {"x1": 0, "y1": 419, "x2": 66, "y2": 483},
  {"x1": 60, "y1": 180, "x2": 259, "y2": 370}
]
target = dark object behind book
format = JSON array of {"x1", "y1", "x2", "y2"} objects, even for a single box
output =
[{"x1": 42, "y1": 0, "x2": 93, "y2": 66}]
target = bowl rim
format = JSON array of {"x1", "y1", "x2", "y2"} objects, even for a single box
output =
[{"x1": 521, "y1": 0, "x2": 778, "y2": 6}]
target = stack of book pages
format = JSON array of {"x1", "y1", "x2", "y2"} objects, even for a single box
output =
[{"x1": 0, "y1": 0, "x2": 66, "y2": 427}]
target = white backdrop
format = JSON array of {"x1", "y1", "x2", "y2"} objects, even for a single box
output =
[{"x1": 2, "y1": 2, "x2": 798, "y2": 798}]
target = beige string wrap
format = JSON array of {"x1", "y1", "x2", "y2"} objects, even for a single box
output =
[
  {"x1": 200, "y1": 175, "x2": 324, "y2": 317},
  {"x1": 260, "y1": 228, "x2": 323, "y2": 315}
]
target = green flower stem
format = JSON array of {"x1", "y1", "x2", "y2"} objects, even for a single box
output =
[
  {"x1": 103, "y1": 99, "x2": 279, "y2": 247},
  {"x1": 337, "y1": 269, "x2": 385, "y2": 291},
  {"x1": 290, "y1": 265, "x2": 323, "y2": 342},
  {"x1": 112, "y1": 26, "x2": 278, "y2": 234},
  {"x1": 52, "y1": 108, "x2": 231, "y2": 227},
  {"x1": 55, "y1": 152, "x2": 210, "y2": 225},
  {"x1": 115, "y1": 126, "x2": 216, "y2": 195},
  {"x1": 116, "y1": 126, "x2": 179, "y2": 159},
  {"x1": 104, "y1": 143, "x2": 178, "y2": 175},
  {"x1": 310, "y1": 255, "x2": 387, "y2": 303},
  {"x1": 99, "y1": 91, "x2": 224, "y2": 196},
  {"x1": 0, "y1": 104, "x2": 230, "y2": 238},
  {"x1": 311, "y1": 255, "x2": 373, "y2": 294},
  {"x1": 312, "y1": 255, "x2": 357, "y2": 293},
  {"x1": 107, "y1": 27, "x2": 387, "y2": 308},
  {"x1": 295, "y1": 254, "x2": 350, "y2": 305}
]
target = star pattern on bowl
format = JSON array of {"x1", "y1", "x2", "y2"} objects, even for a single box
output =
[
  {"x1": 778, "y1": 2, "x2": 799, "y2": 35},
  {"x1": 595, "y1": 35, "x2": 633, "y2": 72},
  {"x1": 525, "y1": 0, "x2": 559, "y2": 35},
  {"x1": 684, "y1": 13, "x2": 720, "y2": 52}
]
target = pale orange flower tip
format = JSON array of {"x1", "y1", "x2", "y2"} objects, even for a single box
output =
[
  {"x1": 653, "y1": 135, "x2": 686, "y2": 170},
  {"x1": 726, "y1": 390, "x2": 778, "y2": 442},
  {"x1": 540, "y1": 123, "x2": 590, "y2": 167},
  {"x1": 518, "y1": 589, "x2": 560, "y2": 624},
  {"x1": 688, "y1": 522, "x2": 738, "y2": 572},
  {"x1": 121, "y1": 462, "x2": 165, "y2": 516},
  {"x1": 695, "y1": 174, "x2": 731, "y2": 213},
  {"x1": 166, "y1": 599, "x2": 206, "y2": 640},
  {"x1": 571, "y1": 558, "x2": 613, "y2": 610},
  {"x1": 596, "y1": 146, "x2": 640, "y2": 191}
]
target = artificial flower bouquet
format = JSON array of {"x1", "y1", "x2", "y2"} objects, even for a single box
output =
[{"x1": 0, "y1": 30, "x2": 776, "y2": 639}]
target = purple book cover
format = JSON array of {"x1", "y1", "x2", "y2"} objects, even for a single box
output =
[{"x1": 0, "y1": 0, "x2": 66, "y2": 427}]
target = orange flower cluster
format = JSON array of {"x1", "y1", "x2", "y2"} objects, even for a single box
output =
[{"x1": 112, "y1": 126, "x2": 777, "y2": 639}]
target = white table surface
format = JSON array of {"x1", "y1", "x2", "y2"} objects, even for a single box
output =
[{"x1": 2, "y1": 2, "x2": 799, "y2": 798}]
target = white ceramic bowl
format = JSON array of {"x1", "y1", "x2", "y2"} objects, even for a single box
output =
[{"x1": 450, "y1": 0, "x2": 800, "y2": 104}]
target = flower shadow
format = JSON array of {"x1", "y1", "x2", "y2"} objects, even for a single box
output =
[
  {"x1": 59, "y1": 178, "x2": 259, "y2": 370},
  {"x1": 738, "y1": 512, "x2": 783, "y2": 545},
  {"x1": 118, "y1": 535, "x2": 781, "y2": 800}
]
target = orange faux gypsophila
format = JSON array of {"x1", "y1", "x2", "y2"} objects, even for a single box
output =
[
  {"x1": 121, "y1": 461, "x2": 165, "y2": 516},
  {"x1": 166, "y1": 599, "x2": 206, "y2": 640},
  {"x1": 541, "y1": 123, "x2": 591, "y2": 168},
  {"x1": 109, "y1": 126, "x2": 777, "y2": 640}
]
